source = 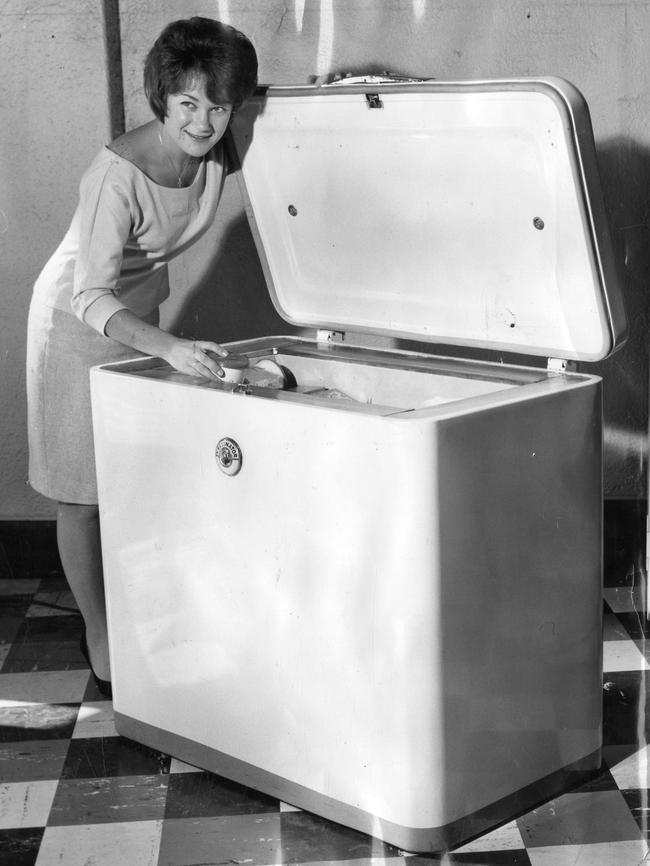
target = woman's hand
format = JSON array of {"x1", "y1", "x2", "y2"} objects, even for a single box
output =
[
  {"x1": 166, "y1": 338, "x2": 229, "y2": 380},
  {"x1": 103, "y1": 310, "x2": 229, "y2": 380}
]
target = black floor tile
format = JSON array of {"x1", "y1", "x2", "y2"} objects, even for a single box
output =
[
  {"x1": 16, "y1": 614, "x2": 83, "y2": 642},
  {"x1": 279, "y1": 810, "x2": 399, "y2": 861},
  {"x1": 603, "y1": 671, "x2": 649, "y2": 746},
  {"x1": 414, "y1": 853, "x2": 533, "y2": 865},
  {"x1": 0, "y1": 521, "x2": 62, "y2": 581},
  {"x1": 48, "y1": 775, "x2": 169, "y2": 826},
  {"x1": 604, "y1": 500, "x2": 647, "y2": 587},
  {"x1": 61, "y1": 736, "x2": 171, "y2": 779},
  {"x1": 612, "y1": 610, "x2": 650, "y2": 640},
  {"x1": 0, "y1": 828, "x2": 44, "y2": 866},
  {"x1": 0, "y1": 596, "x2": 37, "y2": 618},
  {"x1": 164, "y1": 770, "x2": 279, "y2": 819},
  {"x1": 620, "y1": 788, "x2": 650, "y2": 838},
  {"x1": 0, "y1": 739, "x2": 70, "y2": 783}
]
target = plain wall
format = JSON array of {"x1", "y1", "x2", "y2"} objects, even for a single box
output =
[{"x1": 2, "y1": 0, "x2": 648, "y2": 518}]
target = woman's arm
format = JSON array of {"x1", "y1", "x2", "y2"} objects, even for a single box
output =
[{"x1": 105, "y1": 308, "x2": 228, "y2": 379}]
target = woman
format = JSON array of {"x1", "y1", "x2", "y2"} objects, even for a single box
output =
[{"x1": 26, "y1": 17, "x2": 258, "y2": 697}]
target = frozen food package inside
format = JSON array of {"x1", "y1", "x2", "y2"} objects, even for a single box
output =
[{"x1": 259, "y1": 350, "x2": 522, "y2": 409}]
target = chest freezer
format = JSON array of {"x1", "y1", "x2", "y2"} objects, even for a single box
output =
[{"x1": 90, "y1": 77, "x2": 626, "y2": 853}]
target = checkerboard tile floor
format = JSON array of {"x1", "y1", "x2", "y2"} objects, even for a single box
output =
[{"x1": 1, "y1": 511, "x2": 649, "y2": 866}]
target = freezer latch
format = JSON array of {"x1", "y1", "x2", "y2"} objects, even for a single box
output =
[
  {"x1": 317, "y1": 329, "x2": 345, "y2": 344},
  {"x1": 547, "y1": 358, "x2": 577, "y2": 373},
  {"x1": 366, "y1": 93, "x2": 383, "y2": 109}
]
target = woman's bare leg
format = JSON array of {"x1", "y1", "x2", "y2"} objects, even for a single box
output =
[{"x1": 56, "y1": 502, "x2": 111, "y2": 681}]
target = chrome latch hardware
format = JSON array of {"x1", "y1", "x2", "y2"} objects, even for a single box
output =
[
  {"x1": 366, "y1": 93, "x2": 383, "y2": 109},
  {"x1": 547, "y1": 358, "x2": 577, "y2": 373},
  {"x1": 317, "y1": 329, "x2": 345, "y2": 344}
]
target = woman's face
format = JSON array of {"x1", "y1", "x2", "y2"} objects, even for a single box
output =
[{"x1": 163, "y1": 77, "x2": 232, "y2": 157}]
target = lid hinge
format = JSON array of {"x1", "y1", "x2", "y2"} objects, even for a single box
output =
[
  {"x1": 317, "y1": 329, "x2": 346, "y2": 344},
  {"x1": 547, "y1": 357, "x2": 577, "y2": 373}
]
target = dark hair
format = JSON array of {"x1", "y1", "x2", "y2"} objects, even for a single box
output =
[{"x1": 144, "y1": 17, "x2": 258, "y2": 121}]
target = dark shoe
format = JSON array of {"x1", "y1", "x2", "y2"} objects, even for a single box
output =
[{"x1": 80, "y1": 629, "x2": 113, "y2": 699}]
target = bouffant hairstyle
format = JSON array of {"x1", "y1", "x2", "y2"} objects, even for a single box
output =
[{"x1": 144, "y1": 17, "x2": 258, "y2": 121}]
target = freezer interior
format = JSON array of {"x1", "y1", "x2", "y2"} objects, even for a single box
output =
[{"x1": 124, "y1": 338, "x2": 551, "y2": 414}]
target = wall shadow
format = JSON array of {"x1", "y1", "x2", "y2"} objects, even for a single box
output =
[
  {"x1": 168, "y1": 209, "x2": 294, "y2": 345},
  {"x1": 591, "y1": 137, "x2": 650, "y2": 494}
]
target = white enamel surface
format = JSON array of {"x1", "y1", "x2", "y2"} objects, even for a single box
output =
[
  {"x1": 91, "y1": 352, "x2": 603, "y2": 836},
  {"x1": 231, "y1": 82, "x2": 619, "y2": 360}
]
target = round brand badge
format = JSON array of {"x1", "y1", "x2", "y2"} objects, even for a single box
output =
[{"x1": 215, "y1": 438, "x2": 242, "y2": 476}]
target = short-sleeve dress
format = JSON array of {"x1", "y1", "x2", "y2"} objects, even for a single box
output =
[{"x1": 26, "y1": 144, "x2": 226, "y2": 504}]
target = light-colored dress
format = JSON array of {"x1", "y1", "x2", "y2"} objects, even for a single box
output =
[{"x1": 26, "y1": 145, "x2": 226, "y2": 504}]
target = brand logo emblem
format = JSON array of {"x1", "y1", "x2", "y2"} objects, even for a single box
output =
[{"x1": 215, "y1": 438, "x2": 242, "y2": 476}]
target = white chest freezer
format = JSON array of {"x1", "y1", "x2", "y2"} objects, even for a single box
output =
[{"x1": 90, "y1": 77, "x2": 627, "y2": 853}]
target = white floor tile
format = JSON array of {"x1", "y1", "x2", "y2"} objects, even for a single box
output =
[
  {"x1": 454, "y1": 819, "x2": 525, "y2": 852},
  {"x1": 606, "y1": 744, "x2": 650, "y2": 789},
  {"x1": 168, "y1": 757, "x2": 204, "y2": 774},
  {"x1": 0, "y1": 780, "x2": 58, "y2": 829},
  {"x1": 604, "y1": 586, "x2": 647, "y2": 615},
  {"x1": 603, "y1": 639, "x2": 649, "y2": 672},
  {"x1": 36, "y1": 820, "x2": 163, "y2": 866},
  {"x1": 71, "y1": 701, "x2": 117, "y2": 738},
  {"x1": 527, "y1": 839, "x2": 649, "y2": 865},
  {"x1": 0, "y1": 670, "x2": 89, "y2": 703}
]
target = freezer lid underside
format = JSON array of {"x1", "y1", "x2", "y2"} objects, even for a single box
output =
[{"x1": 229, "y1": 78, "x2": 626, "y2": 363}]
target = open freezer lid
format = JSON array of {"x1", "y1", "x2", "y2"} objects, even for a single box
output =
[{"x1": 229, "y1": 77, "x2": 626, "y2": 362}]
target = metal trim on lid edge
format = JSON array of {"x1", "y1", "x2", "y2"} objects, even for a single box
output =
[
  {"x1": 536, "y1": 78, "x2": 628, "y2": 358},
  {"x1": 229, "y1": 77, "x2": 627, "y2": 364}
]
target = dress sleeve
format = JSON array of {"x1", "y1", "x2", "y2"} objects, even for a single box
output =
[{"x1": 70, "y1": 157, "x2": 134, "y2": 333}]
